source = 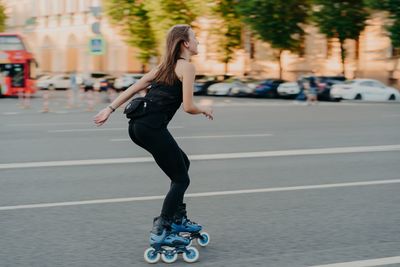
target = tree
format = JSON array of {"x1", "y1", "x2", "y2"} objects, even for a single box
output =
[
  {"x1": 0, "y1": 1, "x2": 7, "y2": 32},
  {"x1": 145, "y1": 0, "x2": 201, "y2": 55},
  {"x1": 312, "y1": 0, "x2": 368, "y2": 76},
  {"x1": 211, "y1": 0, "x2": 242, "y2": 74},
  {"x1": 237, "y1": 0, "x2": 311, "y2": 79},
  {"x1": 104, "y1": 0, "x2": 158, "y2": 72}
]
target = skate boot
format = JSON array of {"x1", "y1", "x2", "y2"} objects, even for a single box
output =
[
  {"x1": 144, "y1": 216, "x2": 199, "y2": 264},
  {"x1": 171, "y1": 203, "x2": 210, "y2": 247}
]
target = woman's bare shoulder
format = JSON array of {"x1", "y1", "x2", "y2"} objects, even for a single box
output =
[{"x1": 176, "y1": 60, "x2": 195, "y2": 80}]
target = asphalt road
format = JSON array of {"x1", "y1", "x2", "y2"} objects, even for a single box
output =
[{"x1": 1, "y1": 92, "x2": 400, "y2": 267}]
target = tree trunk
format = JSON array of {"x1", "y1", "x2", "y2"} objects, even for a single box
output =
[
  {"x1": 355, "y1": 37, "x2": 360, "y2": 78},
  {"x1": 278, "y1": 50, "x2": 283, "y2": 79},
  {"x1": 340, "y1": 40, "x2": 346, "y2": 77}
]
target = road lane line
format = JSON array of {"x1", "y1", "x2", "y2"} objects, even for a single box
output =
[
  {"x1": 310, "y1": 255, "x2": 400, "y2": 267},
  {"x1": 110, "y1": 133, "x2": 273, "y2": 142},
  {"x1": 1, "y1": 179, "x2": 399, "y2": 211},
  {"x1": 1, "y1": 144, "x2": 400, "y2": 170},
  {"x1": 49, "y1": 128, "x2": 126, "y2": 133},
  {"x1": 48, "y1": 126, "x2": 183, "y2": 133},
  {"x1": 8, "y1": 122, "x2": 100, "y2": 126}
]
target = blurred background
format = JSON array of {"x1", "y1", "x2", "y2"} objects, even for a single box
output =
[
  {"x1": 1, "y1": 0, "x2": 400, "y2": 103},
  {"x1": 2, "y1": 2, "x2": 400, "y2": 266}
]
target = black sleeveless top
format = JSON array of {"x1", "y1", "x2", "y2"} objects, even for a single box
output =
[{"x1": 132, "y1": 79, "x2": 183, "y2": 128}]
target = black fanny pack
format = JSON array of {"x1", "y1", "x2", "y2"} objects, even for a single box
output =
[{"x1": 124, "y1": 97, "x2": 153, "y2": 119}]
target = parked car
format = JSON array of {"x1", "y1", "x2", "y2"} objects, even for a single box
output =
[
  {"x1": 277, "y1": 82, "x2": 300, "y2": 98},
  {"x1": 194, "y1": 74, "x2": 232, "y2": 95},
  {"x1": 98, "y1": 75, "x2": 116, "y2": 92},
  {"x1": 207, "y1": 78, "x2": 246, "y2": 96},
  {"x1": 114, "y1": 73, "x2": 144, "y2": 91},
  {"x1": 37, "y1": 74, "x2": 70, "y2": 90},
  {"x1": 253, "y1": 79, "x2": 286, "y2": 98},
  {"x1": 230, "y1": 78, "x2": 260, "y2": 97},
  {"x1": 330, "y1": 79, "x2": 400, "y2": 101}
]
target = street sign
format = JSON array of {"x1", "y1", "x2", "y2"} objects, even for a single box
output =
[
  {"x1": 91, "y1": 22, "x2": 101, "y2": 34},
  {"x1": 88, "y1": 36, "x2": 105, "y2": 55}
]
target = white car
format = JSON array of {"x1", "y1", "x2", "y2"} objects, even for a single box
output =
[
  {"x1": 207, "y1": 78, "x2": 245, "y2": 96},
  {"x1": 37, "y1": 74, "x2": 70, "y2": 90},
  {"x1": 277, "y1": 82, "x2": 300, "y2": 97},
  {"x1": 330, "y1": 79, "x2": 400, "y2": 101},
  {"x1": 114, "y1": 73, "x2": 144, "y2": 90}
]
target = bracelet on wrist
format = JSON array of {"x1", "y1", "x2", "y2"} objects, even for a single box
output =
[{"x1": 108, "y1": 105, "x2": 116, "y2": 112}]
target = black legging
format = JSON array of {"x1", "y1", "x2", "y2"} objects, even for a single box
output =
[{"x1": 128, "y1": 121, "x2": 190, "y2": 220}]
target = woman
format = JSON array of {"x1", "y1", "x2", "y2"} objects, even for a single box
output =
[
  {"x1": 306, "y1": 76, "x2": 319, "y2": 105},
  {"x1": 94, "y1": 25, "x2": 213, "y2": 249}
]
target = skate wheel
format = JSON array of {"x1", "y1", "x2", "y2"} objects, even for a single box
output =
[
  {"x1": 161, "y1": 248, "x2": 178, "y2": 263},
  {"x1": 183, "y1": 247, "x2": 199, "y2": 263},
  {"x1": 144, "y1": 247, "x2": 160, "y2": 264},
  {"x1": 197, "y1": 232, "x2": 210, "y2": 247}
]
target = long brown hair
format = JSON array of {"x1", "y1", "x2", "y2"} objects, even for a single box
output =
[{"x1": 153, "y1": 24, "x2": 191, "y2": 86}]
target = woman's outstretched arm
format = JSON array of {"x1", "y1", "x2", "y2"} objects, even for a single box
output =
[{"x1": 93, "y1": 68, "x2": 157, "y2": 126}]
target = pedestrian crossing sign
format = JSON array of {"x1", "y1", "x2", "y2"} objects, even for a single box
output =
[{"x1": 88, "y1": 36, "x2": 105, "y2": 55}]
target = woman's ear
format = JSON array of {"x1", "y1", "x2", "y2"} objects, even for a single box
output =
[{"x1": 183, "y1": 41, "x2": 189, "y2": 48}]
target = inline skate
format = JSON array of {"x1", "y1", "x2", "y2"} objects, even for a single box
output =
[
  {"x1": 171, "y1": 203, "x2": 210, "y2": 247},
  {"x1": 144, "y1": 216, "x2": 199, "y2": 264}
]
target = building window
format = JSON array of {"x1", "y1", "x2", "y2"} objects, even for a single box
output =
[
  {"x1": 66, "y1": 0, "x2": 78, "y2": 13},
  {"x1": 44, "y1": 0, "x2": 52, "y2": 16},
  {"x1": 44, "y1": 16, "x2": 49, "y2": 28},
  {"x1": 79, "y1": 0, "x2": 90, "y2": 12},
  {"x1": 60, "y1": 0, "x2": 66, "y2": 14}
]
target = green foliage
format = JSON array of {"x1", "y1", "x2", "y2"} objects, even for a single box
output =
[
  {"x1": 0, "y1": 1, "x2": 7, "y2": 32},
  {"x1": 104, "y1": 0, "x2": 158, "y2": 67},
  {"x1": 145, "y1": 0, "x2": 201, "y2": 52},
  {"x1": 212, "y1": 0, "x2": 242, "y2": 67},
  {"x1": 236, "y1": 0, "x2": 311, "y2": 77},
  {"x1": 389, "y1": 19, "x2": 400, "y2": 48},
  {"x1": 237, "y1": 0, "x2": 311, "y2": 53},
  {"x1": 365, "y1": 0, "x2": 399, "y2": 13},
  {"x1": 313, "y1": 0, "x2": 368, "y2": 42},
  {"x1": 312, "y1": 0, "x2": 368, "y2": 74}
]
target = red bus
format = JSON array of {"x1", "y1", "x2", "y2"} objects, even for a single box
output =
[{"x1": 0, "y1": 33, "x2": 37, "y2": 97}]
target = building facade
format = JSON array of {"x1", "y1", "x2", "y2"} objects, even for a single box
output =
[{"x1": 5, "y1": 0, "x2": 400, "y2": 86}]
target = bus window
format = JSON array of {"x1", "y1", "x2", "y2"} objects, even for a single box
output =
[
  {"x1": 0, "y1": 36, "x2": 25, "y2": 51},
  {"x1": 0, "y1": 63, "x2": 24, "y2": 87}
]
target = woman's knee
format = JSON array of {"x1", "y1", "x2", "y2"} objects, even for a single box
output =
[
  {"x1": 180, "y1": 149, "x2": 190, "y2": 171},
  {"x1": 172, "y1": 177, "x2": 190, "y2": 192}
]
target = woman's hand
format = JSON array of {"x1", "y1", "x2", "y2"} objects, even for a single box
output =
[
  {"x1": 201, "y1": 106, "x2": 214, "y2": 120},
  {"x1": 93, "y1": 107, "x2": 113, "y2": 126}
]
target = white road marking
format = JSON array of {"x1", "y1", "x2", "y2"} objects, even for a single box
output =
[
  {"x1": 48, "y1": 126, "x2": 183, "y2": 133},
  {"x1": 110, "y1": 133, "x2": 273, "y2": 142},
  {"x1": 209, "y1": 101, "x2": 390, "y2": 107},
  {"x1": 0, "y1": 179, "x2": 399, "y2": 211},
  {"x1": 8, "y1": 122, "x2": 96, "y2": 126},
  {"x1": 310, "y1": 255, "x2": 400, "y2": 267},
  {"x1": 49, "y1": 128, "x2": 127, "y2": 133},
  {"x1": 2, "y1": 112, "x2": 19, "y2": 115},
  {"x1": 0, "y1": 144, "x2": 399, "y2": 170}
]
